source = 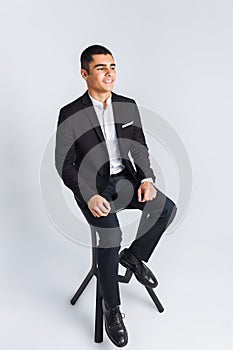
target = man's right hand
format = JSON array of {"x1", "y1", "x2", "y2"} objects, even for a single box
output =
[{"x1": 87, "y1": 194, "x2": 111, "y2": 218}]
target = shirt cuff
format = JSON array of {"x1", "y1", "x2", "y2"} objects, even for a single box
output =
[{"x1": 141, "y1": 178, "x2": 154, "y2": 185}]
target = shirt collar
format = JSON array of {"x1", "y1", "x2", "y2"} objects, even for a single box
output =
[{"x1": 88, "y1": 93, "x2": 112, "y2": 108}]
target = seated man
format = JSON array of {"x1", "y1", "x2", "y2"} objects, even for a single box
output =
[{"x1": 55, "y1": 44, "x2": 177, "y2": 348}]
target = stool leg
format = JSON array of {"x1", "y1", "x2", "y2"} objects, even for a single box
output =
[
  {"x1": 94, "y1": 275, "x2": 103, "y2": 343},
  {"x1": 145, "y1": 286, "x2": 164, "y2": 313},
  {"x1": 70, "y1": 269, "x2": 94, "y2": 305}
]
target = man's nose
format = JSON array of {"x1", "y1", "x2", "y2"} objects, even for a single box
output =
[{"x1": 105, "y1": 68, "x2": 112, "y2": 75}]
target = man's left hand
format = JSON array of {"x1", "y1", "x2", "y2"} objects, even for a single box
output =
[{"x1": 137, "y1": 181, "x2": 157, "y2": 202}]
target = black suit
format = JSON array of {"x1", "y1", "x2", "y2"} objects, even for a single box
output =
[
  {"x1": 55, "y1": 91, "x2": 177, "y2": 306},
  {"x1": 55, "y1": 91, "x2": 155, "y2": 208}
]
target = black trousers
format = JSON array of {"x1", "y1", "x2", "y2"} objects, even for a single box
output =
[{"x1": 80, "y1": 169, "x2": 177, "y2": 307}]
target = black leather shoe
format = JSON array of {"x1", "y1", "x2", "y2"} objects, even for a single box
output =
[
  {"x1": 102, "y1": 301, "x2": 128, "y2": 347},
  {"x1": 119, "y1": 248, "x2": 158, "y2": 288}
]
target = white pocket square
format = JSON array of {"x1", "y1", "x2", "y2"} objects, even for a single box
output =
[{"x1": 122, "y1": 121, "x2": 134, "y2": 128}]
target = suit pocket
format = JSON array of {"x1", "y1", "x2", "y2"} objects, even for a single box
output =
[{"x1": 122, "y1": 121, "x2": 134, "y2": 128}]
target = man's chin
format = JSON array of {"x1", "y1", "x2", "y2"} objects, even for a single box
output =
[
  {"x1": 103, "y1": 84, "x2": 115, "y2": 92},
  {"x1": 103, "y1": 88, "x2": 114, "y2": 94}
]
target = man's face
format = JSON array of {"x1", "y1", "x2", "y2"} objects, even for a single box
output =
[{"x1": 81, "y1": 54, "x2": 116, "y2": 93}]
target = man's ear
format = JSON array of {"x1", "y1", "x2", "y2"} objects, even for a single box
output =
[{"x1": 81, "y1": 69, "x2": 88, "y2": 81}]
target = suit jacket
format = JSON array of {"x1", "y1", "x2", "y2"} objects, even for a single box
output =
[{"x1": 55, "y1": 90, "x2": 155, "y2": 209}]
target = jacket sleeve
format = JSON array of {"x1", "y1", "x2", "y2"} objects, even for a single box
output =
[
  {"x1": 55, "y1": 109, "x2": 97, "y2": 206},
  {"x1": 130, "y1": 102, "x2": 156, "y2": 182}
]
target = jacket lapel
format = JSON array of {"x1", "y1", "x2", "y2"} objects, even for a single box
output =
[
  {"x1": 81, "y1": 91, "x2": 105, "y2": 143},
  {"x1": 111, "y1": 92, "x2": 127, "y2": 158},
  {"x1": 111, "y1": 92, "x2": 124, "y2": 139}
]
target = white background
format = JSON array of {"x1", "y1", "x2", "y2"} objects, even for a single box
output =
[{"x1": 1, "y1": 0, "x2": 233, "y2": 349}]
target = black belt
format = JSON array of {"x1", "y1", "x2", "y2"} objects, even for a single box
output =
[{"x1": 110, "y1": 168, "x2": 127, "y2": 177}]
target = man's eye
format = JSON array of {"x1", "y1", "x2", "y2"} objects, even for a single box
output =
[{"x1": 97, "y1": 68, "x2": 103, "y2": 70}]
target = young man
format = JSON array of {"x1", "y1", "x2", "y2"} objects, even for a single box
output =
[{"x1": 55, "y1": 45, "x2": 177, "y2": 347}]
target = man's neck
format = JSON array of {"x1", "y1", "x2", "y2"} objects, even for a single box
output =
[{"x1": 88, "y1": 90, "x2": 111, "y2": 104}]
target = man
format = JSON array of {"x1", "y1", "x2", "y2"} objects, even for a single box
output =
[{"x1": 55, "y1": 45, "x2": 177, "y2": 347}]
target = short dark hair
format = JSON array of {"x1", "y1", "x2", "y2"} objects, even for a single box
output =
[{"x1": 80, "y1": 44, "x2": 113, "y2": 74}]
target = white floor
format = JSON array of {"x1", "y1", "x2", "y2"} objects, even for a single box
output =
[{"x1": 1, "y1": 185, "x2": 233, "y2": 350}]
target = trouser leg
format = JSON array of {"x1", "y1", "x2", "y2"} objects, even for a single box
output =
[
  {"x1": 97, "y1": 246, "x2": 121, "y2": 307},
  {"x1": 81, "y1": 207, "x2": 122, "y2": 307},
  {"x1": 128, "y1": 188, "x2": 177, "y2": 262},
  {"x1": 111, "y1": 174, "x2": 177, "y2": 263}
]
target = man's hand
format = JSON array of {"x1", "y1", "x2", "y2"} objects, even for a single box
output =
[
  {"x1": 87, "y1": 194, "x2": 111, "y2": 218},
  {"x1": 137, "y1": 181, "x2": 157, "y2": 202}
]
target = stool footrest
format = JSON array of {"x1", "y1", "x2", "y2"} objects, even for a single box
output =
[{"x1": 118, "y1": 268, "x2": 133, "y2": 283}]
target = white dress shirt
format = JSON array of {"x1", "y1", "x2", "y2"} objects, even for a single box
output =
[{"x1": 89, "y1": 93, "x2": 125, "y2": 175}]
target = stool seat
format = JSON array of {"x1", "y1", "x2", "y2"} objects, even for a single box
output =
[{"x1": 70, "y1": 225, "x2": 164, "y2": 343}]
